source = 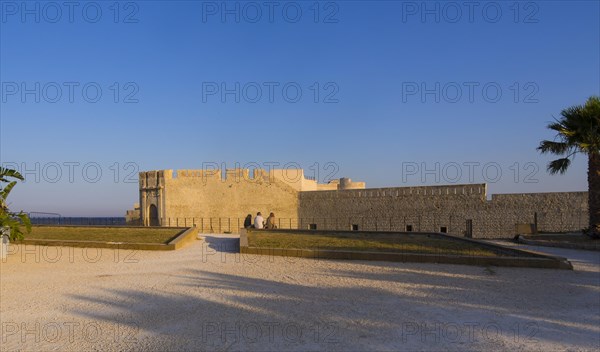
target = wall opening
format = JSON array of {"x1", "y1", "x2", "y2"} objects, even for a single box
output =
[
  {"x1": 465, "y1": 219, "x2": 473, "y2": 238},
  {"x1": 406, "y1": 225, "x2": 413, "y2": 232},
  {"x1": 149, "y1": 204, "x2": 159, "y2": 227},
  {"x1": 309, "y1": 224, "x2": 317, "y2": 230},
  {"x1": 440, "y1": 226, "x2": 448, "y2": 233},
  {"x1": 351, "y1": 224, "x2": 359, "y2": 231}
]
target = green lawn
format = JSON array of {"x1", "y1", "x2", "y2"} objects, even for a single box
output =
[
  {"x1": 27, "y1": 226, "x2": 184, "y2": 244},
  {"x1": 247, "y1": 231, "x2": 503, "y2": 257}
]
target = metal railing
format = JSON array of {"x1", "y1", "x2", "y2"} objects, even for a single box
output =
[
  {"x1": 155, "y1": 211, "x2": 587, "y2": 236},
  {"x1": 30, "y1": 211, "x2": 587, "y2": 237}
]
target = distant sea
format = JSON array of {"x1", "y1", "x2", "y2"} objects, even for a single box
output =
[{"x1": 30, "y1": 217, "x2": 132, "y2": 226}]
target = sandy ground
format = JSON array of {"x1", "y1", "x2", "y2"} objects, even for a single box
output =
[{"x1": 0, "y1": 235, "x2": 599, "y2": 351}]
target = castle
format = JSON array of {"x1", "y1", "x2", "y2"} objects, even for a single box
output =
[{"x1": 129, "y1": 168, "x2": 587, "y2": 239}]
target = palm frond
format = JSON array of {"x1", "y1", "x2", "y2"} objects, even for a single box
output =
[
  {"x1": 547, "y1": 158, "x2": 571, "y2": 175},
  {"x1": 0, "y1": 181, "x2": 17, "y2": 200},
  {"x1": 547, "y1": 121, "x2": 566, "y2": 133},
  {"x1": 537, "y1": 140, "x2": 570, "y2": 155},
  {"x1": 561, "y1": 106, "x2": 583, "y2": 120},
  {"x1": 0, "y1": 168, "x2": 24, "y2": 182},
  {"x1": 584, "y1": 96, "x2": 600, "y2": 114},
  {"x1": 15, "y1": 211, "x2": 32, "y2": 233}
]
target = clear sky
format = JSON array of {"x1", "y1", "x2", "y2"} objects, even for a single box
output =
[{"x1": 1, "y1": 0, "x2": 599, "y2": 216}]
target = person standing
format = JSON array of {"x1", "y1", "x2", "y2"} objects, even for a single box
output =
[{"x1": 254, "y1": 212, "x2": 264, "y2": 229}]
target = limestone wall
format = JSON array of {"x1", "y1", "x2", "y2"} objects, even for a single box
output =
[
  {"x1": 298, "y1": 185, "x2": 588, "y2": 238},
  {"x1": 137, "y1": 169, "x2": 586, "y2": 238},
  {"x1": 162, "y1": 169, "x2": 300, "y2": 230},
  {"x1": 139, "y1": 170, "x2": 169, "y2": 226},
  {"x1": 139, "y1": 169, "x2": 336, "y2": 230},
  {"x1": 484, "y1": 192, "x2": 588, "y2": 236},
  {"x1": 125, "y1": 203, "x2": 140, "y2": 224},
  {"x1": 298, "y1": 184, "x2": 486, "y2": 234},
  {"x1": 138, "y1": 169, "x2": 369, "y2": 229}
]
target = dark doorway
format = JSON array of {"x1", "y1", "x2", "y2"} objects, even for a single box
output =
[{"x1": 149, "y1": 204, "x2": 159, "y2": 226}]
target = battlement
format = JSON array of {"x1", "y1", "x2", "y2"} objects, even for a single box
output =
[
  {"x1": 139, "y1": 169, "x2": 366, "y2": 191},
  {"x1": 139, "y1": 170, "x2": 171, "y2": 189},
  {"x1": 174, "y1": 168, "x2": 270, "y2": 181},
  {"x1": 299, "y1": 183, "x2": 487, "y2": 199}
]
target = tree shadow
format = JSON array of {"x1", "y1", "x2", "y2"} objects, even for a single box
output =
[{"x1": 67, "y1": 260, "x2": 600, "y2": 351}]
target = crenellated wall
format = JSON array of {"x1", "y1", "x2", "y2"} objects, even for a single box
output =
[
  {"x1": 163, "y1": 169, "x2": 299, "y2": 226},
  {"x1": 138, "y1": 169, "x2": 364, "y2": 228},
  {"x1": 135, "y1": 169, "x2": 587, "y2": 238},
  {"x1": 298, "y1": 184, "x2": 587, "y2": 238}
]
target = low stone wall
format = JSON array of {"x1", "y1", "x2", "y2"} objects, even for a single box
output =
[{"x1": 517, "y1": 235, "x2": 600, "y2": 251}]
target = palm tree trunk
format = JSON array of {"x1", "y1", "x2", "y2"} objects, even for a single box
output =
[{"x1": 588, "y1": 153, "x2": 600, "y2": 229}]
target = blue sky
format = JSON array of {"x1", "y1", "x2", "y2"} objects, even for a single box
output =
[{"x1": 1, "y1": 0, "x2": 599, "y2": 216}]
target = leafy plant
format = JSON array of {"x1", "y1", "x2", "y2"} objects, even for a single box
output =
[{"x1": 0, "y1": 167, "x2": 31, "y2": 241}]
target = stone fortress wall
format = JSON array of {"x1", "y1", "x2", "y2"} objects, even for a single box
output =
[
  {"x1": 135, "y1": 169, "x2": 587, "y2": 238},
  {"x1": 138, "y1": 168, "x2": 364, "y2": 229},
  {"x1": 299, "y1": 185, "x2": 587, "y2": 238}
]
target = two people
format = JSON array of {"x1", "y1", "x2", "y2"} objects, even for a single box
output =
[{"x1": 244, "y1": 212, "x2": 277, "y2": 229}]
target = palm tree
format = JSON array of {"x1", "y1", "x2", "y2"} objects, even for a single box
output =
[
  {"x1": 538, "y1": 96, "x2": 600, "y2": 235},
  {"x1": 0, "y1": 167, "x2": 31, "y2": 240}
]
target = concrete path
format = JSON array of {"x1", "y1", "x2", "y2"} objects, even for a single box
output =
[
  {"x1": 485, "y1": 239, "x2": 600, "y2": 273},
  {"x1": 1, "y1": 236, "x2": 599, "y2": 351}
]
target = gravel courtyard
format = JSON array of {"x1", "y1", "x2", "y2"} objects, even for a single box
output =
[{"x1": 1, "y1": 236, "x2": 599, "y2": 351}]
